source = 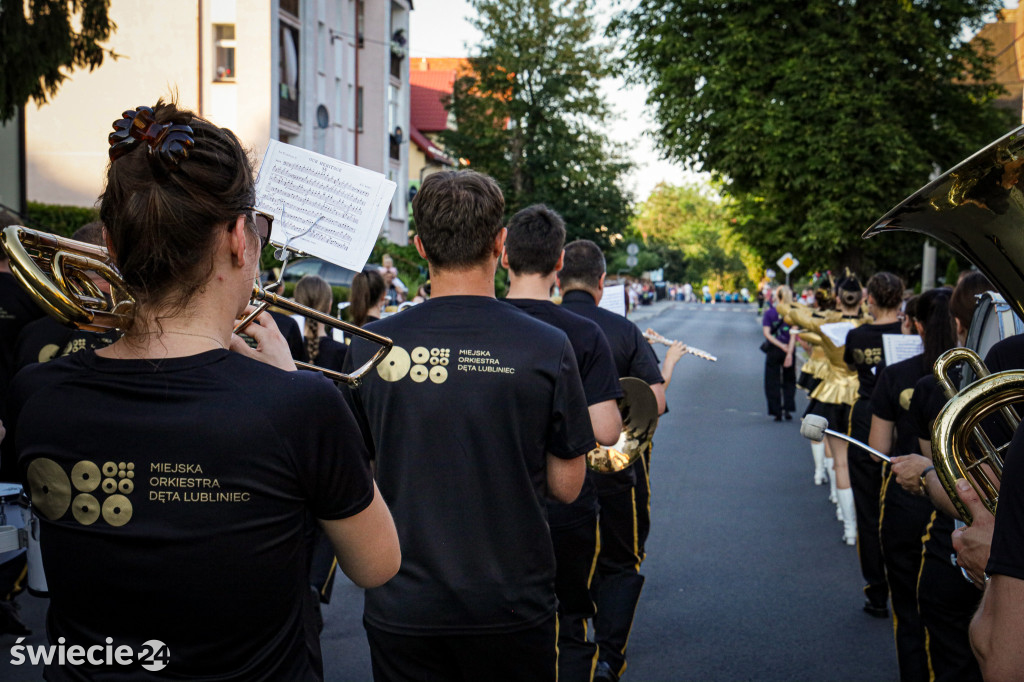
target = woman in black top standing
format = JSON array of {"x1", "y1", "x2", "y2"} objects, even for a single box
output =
[
  {"x1": 294, "y1": 274, "x2": 348, "y2": 374},
  {"x1": 843, "y1": 272, "x2": 905, "y2": 617},
  {"x1": 870, "y1": 287, "x2": 953, "y2": 681}
]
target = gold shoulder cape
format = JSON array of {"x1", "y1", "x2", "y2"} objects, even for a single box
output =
[{"x1": 780, "y1": 303, "x2": 865, "y2": 406}]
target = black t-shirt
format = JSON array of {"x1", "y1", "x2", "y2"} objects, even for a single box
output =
[
  {"x1": 343, "y1": 296, "x2": 594, "y2": 635},
  {"x1": 504, "y1": 298, "x2": 622, "y2": 529},
  {"x1": 871, "y1": 354, "x2": 927, "y2": 458},
  {"x1": 14, "y1": 316, "x2": 121, "y2": 371},
  {"x1": 0, "y1": 272, "x2": 45, "y2": 406},
  {"x1": 988, "y1": 422, "x2": 1024, "y2": 579},
  {"x1": 312, "y1": 336, "x2": 348, "y2": 376},
  {"x1": 908, "y1": 370, "x2": 960, "y2": 561},
  {"x1": 845, "y1": 321, "x2": 903, "y2": 399},
  {"x1": 984, "y1": 334, "x2": 1024, "y2": 372},
  {"x1": 269, "y1": 310, "x2": 309, "y2": 363},
  {"x1": 561, "y1": 290, "x2": 663, "y2": 491},
  {"x1": 4, "y1": 349, "x2": 374, "y2": 680}
]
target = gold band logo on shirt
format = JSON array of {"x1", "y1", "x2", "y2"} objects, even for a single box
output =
[
  {"x1": 27, "y1": 458, "x2": 135, "y2": 527},
  {"x1": 376, "y1": 345, "x2": 450, "y2": 384}
]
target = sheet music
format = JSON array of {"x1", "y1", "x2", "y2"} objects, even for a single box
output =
[
  {"x1": 883, "y1": 333, "x2": 923, "y2": 366},
  {"x1": 820, "y1": 321, "x2": 856, "y2": 348},
  {"x1": 254, "y1": 140, "x2": 397, "y2": 271},
  {"x1": 599, "y1": 284, "x2": 627, "y2": 317}
]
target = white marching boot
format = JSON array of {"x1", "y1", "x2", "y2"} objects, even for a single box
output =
[
  {"x1": 838, "y1": 488, "x2": 857, "y2": 546},
  {"x1": 826, "y1": 458, "x2": 837, "y2": 504},
  {"x1": 811, "y1": 441, "x2": 827, "y2": 485}
]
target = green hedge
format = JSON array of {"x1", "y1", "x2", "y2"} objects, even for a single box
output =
[{"x1": 26, "y1": 202, "x2": 100, "y2": 237}]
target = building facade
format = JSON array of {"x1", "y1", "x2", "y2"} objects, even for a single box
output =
[{"x1": 24, "y1": 0, "x2": 411, "y2": 244}]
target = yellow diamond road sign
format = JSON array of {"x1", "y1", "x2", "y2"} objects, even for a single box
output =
[{"x1": 777, "y1": 252, "x2": 798, "y2": 274}]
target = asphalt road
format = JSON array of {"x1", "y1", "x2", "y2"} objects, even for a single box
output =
[{"x1": 0, "y1": 300, "x2": 897, "y2": 681}]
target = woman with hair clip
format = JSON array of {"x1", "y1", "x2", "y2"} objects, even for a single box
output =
[
  {"x1": 762, "y1": 285, "x2": 797, "y2": 421},
  {"x1": 1, "y1": 101, "x2": 400, "y2": 680},
  {"x1": 891, "y1": 271, "x2": 993, "y2": 682},
  {"x1": 783, "y1": 276, "x2": 868, "y2": 545},
  {"x1": 293, "y1": 274, "x2": 347, "y2": 373},
  {"x1": 350, "y1": 269, "x2": 387, "y2": 328},
  {"x1": 793, "y1": 285, "x2": 835, "y2": 486},
  {"x1": 869, "y1": 286, "x2": 954, "y2": 681},
  {"x1": 843, "y1": 271, "x2": 906, "y2": 619}
]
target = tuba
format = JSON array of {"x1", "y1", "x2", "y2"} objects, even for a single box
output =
[
  {"x1": 863, "y1": 125, "x2": 1024, "y2": 520},
  {"x1": 1, "y1": 225, "x2": 393, "y2": 386}
]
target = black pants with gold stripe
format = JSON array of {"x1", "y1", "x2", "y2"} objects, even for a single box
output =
[
  {"x1": 552, "y1": 515, "x2": 600, "y2": 682},
  {"x1": 848, "y1": 398, "x2": 888, "y2": 611},
  {"x1": 917, "y1": 517, "x2": 983, "y2": 682},
  {"x1": 879, "y1": 470, "x2": 933, "y2": 682},
  {"x1": 592, "y1": 466, "x2": 646, "y2": 679}
]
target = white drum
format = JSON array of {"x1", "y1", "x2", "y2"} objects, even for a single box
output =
[{"x1": 0, "y1": 483, "x2": 26, "y2": 567}]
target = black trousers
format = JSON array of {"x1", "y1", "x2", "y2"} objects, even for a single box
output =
[
  {"x1": 848, "y1": 399, "x2": 888, "y2": 609},
  {"x1": 552, "y1": 517, "x2": 600, "y2": 682},
  {"x1": 880, "y1": 472, "x2": 934, "y2": 682},
  {"x1": 635, "y1": 446, "x2": 653, "y2": 561},
  {"x1": 918, "y1": 519, "x2": 983, "y2": 682},
  {"x1": 763, "y1": 345, "x2": 796, "y2": 416},
  {"x1": 592, "y1": 479, "x2": 645, "y2": 678},
  {"x1": 364, "y1": 616, "x2": 557, "y2": 682}
]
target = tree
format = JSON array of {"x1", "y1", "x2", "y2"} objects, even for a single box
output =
[
  {"x1": 613, "y1": 1, "x2": 1014, "y2": 276},
  {"x1": 442, "y1": 0, "x2": 634, "y2": 250},
  {"x1": 0, "y1": 0, "x2": 116, "y2": 121},
  {"x1": 628, "y1": 182, "x2": 760, "y2": 288}
]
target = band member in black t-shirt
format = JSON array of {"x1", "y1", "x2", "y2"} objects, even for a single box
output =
[
  {"x1": 2, "y1": 101, "x2": 400, "y2": 680},
  {"x1": 844, "y1": 272, "x2": 905, "y2": 618},
  {"x1": 343, "y1": 170, "x2": 592, "y2": 682},
  {"x1": 557, "y1": 239, "x2": 669, "y2": 682},
  {"x1": 292, "y1": 274, "x2": 349, "y2": 623},
  {"x1": 870, "y1": 286, "x2": 953, "y2": 680},
  {"x1": 892, "y1": 273, "x2": 992, "y2": 682},
  {"x1": 503, "y1": 205, "x2": 622, "y2": 682}
]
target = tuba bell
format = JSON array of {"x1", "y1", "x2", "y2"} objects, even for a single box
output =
[{"x1": 863, "y1": 126, "x2": 1024, "y2": 521}]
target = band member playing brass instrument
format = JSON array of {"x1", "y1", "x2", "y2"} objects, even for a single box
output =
[
  {"x1": 1, "y1": 100, "x2": 400, "y2": 679},
  {"x1": 557, "y1": 239, "x2": 672, "y2": 682},
  {"x1": 503, "y1": 204, "x2": 622, "y2": 682}
]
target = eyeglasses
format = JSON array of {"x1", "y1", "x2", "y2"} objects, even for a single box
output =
[{"x1": 243, "y1": 208, "x2": 273, "y2": 251}]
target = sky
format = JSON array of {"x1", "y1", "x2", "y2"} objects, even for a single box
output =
[{"x1": 408, "y1": 0, "x2": 701, "y2": 203}]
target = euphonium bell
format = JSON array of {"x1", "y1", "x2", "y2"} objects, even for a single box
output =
[
  {"x1": 931, "y1": 347, "x2": 1021, "y2": 524},
  {"x1": 1, "y1": 225, "x2": 392, "y2": 386}
]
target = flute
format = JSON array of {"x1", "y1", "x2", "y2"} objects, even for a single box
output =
[{"x1": 643, "y1": 331, "x2": 717, "y2": 362}]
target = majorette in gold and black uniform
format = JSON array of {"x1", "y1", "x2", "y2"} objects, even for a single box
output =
[{"x1": 780, "y1": 302, "x2": 866, "y2": 429}]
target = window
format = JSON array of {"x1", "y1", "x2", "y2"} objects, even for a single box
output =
[
  {"x1": 388, "y1": 84, "x2": 401, "y2": 160},
  {"x1": 356, "y1": 87, "x2": 364, "y2": 132},
  {"x1": 279, "y1": 23, "x2": 300, "y2": 122},
  {"x1": 214, "y1": 24, "x2": 236, "y2": 81}
]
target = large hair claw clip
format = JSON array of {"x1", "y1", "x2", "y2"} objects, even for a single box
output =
[{"x1": 108, "y1": 106, "x2": 195, "y2": 170}]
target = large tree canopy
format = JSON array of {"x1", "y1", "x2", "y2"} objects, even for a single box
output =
[
  {"x1": 627, "y1": 182, "x2": 759, "y2": 289},
  {"x1": 442, "y1": 0, "x2": 634, "y2": 249},
  {"x1": 613, "y1": 0, "x2": 1014, "y2": 276},
  {"x1": 0, "y1": 0, "x2": 116, "y2": 121}
]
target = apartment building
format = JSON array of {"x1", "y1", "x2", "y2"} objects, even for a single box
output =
[{"x1": 24, "y1": 0, "x2": 411, "y2": 244}]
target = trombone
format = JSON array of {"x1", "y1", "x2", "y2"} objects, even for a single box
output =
[{"x1": 1, "y1": 225, "x2": 392, "y2": 387}]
